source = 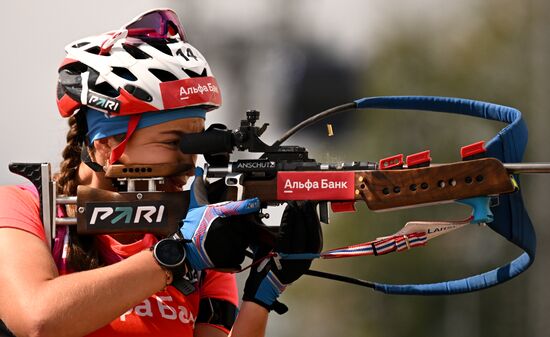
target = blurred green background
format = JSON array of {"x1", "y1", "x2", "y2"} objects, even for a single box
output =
[{"x1": 1, "y1": 0, "x2": 549, "y2": 336}]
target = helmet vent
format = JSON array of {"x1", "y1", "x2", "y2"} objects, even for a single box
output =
[
  {"x1": 149, "y1": 68, "x2": 178, "y2": 82},
  {"x1": 85, "y1": 46, "x2": 110, "y2": 56},
  {"x1": 183, "y1": 68, "x2": 208, "y2": 78},
  {"x1": 112, "y1": 67, "x2": 138, "y2": 81},
  {"x1": 72, "y1": 41, "x2": 90, "y2": 48},
  {"x1": 124, "y1": 84, "x2": 153, "y2": 102},
  {"x1": 146, "y1": 41, "x2": 173, "y2": 56},
  {"x1": 122, "y1": 43, "x2": 152, "y2": 59},
  {"x1": 59, "y1": 61, "x2": 88, "y2": 73},
  {"x1": 94, "y1": 82, "x2": 118, "y2": 98}
]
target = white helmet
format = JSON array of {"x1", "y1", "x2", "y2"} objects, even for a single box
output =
[{"x1": 56, "y1": 8, "x2": 221, "y2": 118}]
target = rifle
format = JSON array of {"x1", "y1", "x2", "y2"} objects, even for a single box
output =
[{"x1": 9, "y1": 96, "x2": 548, "y2": 295}]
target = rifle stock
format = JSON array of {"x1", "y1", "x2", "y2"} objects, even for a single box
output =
[
  {"x1": 223, "y1": 158, "x2": 516, "y2": 211},
  {"x1": 359, "y1": 158, "x2": 515, "y2": 210}
]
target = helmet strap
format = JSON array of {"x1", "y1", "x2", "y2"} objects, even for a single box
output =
[
  {"x1": 109, "y1": 114, "x2": 142, "y2": 165},
  {"x1": 80, "y1": 143, "x2": 105, "y2": 172}
]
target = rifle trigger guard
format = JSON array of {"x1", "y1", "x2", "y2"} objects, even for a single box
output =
[{"x1": 225, "y1": 173, "x2": 244, "y2": 201}]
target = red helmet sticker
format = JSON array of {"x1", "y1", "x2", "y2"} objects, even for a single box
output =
[
  {"x1": 59, "y1": 57, "x2": 79, "y2": 69},
  {"x1": 160, "y1": 76, "x2": 222, "y2": 110},
  {"x1": 277, "y1": 172, "x2": 355, "y2": 200},
  {"x1": 57, "y1": 94, "x2": 81, "y2": 118},
  {"x1": 117, "y1": 88, "x2": 158, "y2": 116}
]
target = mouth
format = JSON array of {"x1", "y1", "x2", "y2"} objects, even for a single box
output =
[
  {"x1": 169, "y1": 177, "x2": 187, "y2": 190},
  {"x1": 165, "y1": 170, "x2": 194, "y2": 191}
]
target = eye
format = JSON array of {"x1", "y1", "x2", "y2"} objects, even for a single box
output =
[{"x1": 161, "y1": 139, "x2": 180, "y2": 147}]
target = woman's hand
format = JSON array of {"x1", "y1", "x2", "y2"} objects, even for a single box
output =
[
  {"x1": 242, "y1": 201, "x2": 323, "y2": 314},
  {"x1": 179, "y1": 167, "x2": 261, "y2": 271}
]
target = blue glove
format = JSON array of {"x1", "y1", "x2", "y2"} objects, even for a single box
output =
[{"x1": 179, "y1": 167, "x2": 261, "y2": 271}]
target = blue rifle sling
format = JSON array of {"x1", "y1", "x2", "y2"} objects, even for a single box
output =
[{"x1": 353, "y1": 96, "x2": 536, "y2": 295}]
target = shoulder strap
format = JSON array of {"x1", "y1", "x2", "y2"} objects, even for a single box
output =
[
  {"x1": 197, "y1": 297, "x2": 238, "y2": 332},
  {"x1": 353, "y1": 96, "x2": 535, "y2": 294}
]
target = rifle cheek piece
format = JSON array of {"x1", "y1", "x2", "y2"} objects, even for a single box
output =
[{"x1": 75, "y1": 186, "x2": 190, "y2": 236}]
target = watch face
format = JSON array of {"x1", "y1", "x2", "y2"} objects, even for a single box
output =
[{"x1": 155, "y1": 239, "x2": 186, "y2": 268}]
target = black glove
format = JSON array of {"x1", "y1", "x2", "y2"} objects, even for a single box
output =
[
  {"x1": 242, "y1": 201, "x2": 323, "y2": 314},
  {"x1": 178, "y1": 168, "x2": 261, "y2": 271}
]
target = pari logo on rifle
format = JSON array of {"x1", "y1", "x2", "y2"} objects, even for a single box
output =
[
  {"x1": 89, "y1": 203, "x2": 166, "y2": 226},
  {"x1": 78, "y1": 200, "x2": 174, "y2": 234},
  {"x1": 85, "y1": 201, "x2": 166, "y2": 228}
]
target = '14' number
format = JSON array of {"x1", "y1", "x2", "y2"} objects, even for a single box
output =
[{"x1": 177, "y1": 48, "x2": 198, "y2": 61}]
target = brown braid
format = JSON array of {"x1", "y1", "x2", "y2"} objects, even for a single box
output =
[{"x1": 54, "y1": 111, "x2": 102, "y2": 271}]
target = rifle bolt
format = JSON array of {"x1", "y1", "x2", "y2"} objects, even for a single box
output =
[
  {"x1": 78, "y1": 207, "x2": 85, "y2": 214},
  {"x1": 136, "y1": 193, "x2": 143, "y2": 200}
]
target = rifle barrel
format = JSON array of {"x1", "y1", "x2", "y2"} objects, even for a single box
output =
[{"x1": 503, "y1": 163, "x2": 550, "y2": 173}]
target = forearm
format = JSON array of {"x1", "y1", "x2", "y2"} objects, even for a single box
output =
[
  {"x1": 229, "y1": 301, "x2": 269, "y2": 337},
  {"x1": 3, "y1": 250, "x2": 166, "y2": 337}
]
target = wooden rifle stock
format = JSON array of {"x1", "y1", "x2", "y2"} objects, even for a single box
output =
[{"x1": 224, "y1": 158, "x2": 516, "y2": 211}]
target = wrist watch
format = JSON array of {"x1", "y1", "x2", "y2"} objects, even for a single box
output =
[
  {"x1": 151, "y1": 237, "x2": 196, "y2": 295},
  {"x1": 152, "y1": 238, "x2": 187, "y2": 270}
]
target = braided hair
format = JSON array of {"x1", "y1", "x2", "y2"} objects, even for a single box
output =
[{"x1": 54, "y1": 111, "x2": 102, "y2": 271}]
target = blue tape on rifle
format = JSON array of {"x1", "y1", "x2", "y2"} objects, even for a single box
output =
[{"x1": 353, "y1": 96, "x2": 535, "y2": 295}]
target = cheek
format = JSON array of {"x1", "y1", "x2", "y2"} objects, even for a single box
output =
[
  {"x1": 120, "y1": 146, "x2": 196, "y2": 165},
  {"x1": 178, "y1": 153, "x2": 197, "y2": 164}
]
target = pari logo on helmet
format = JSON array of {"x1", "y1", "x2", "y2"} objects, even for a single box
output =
[
  {"x1": 88, "y1": 92, "x2": 121, "y2": 113},
  {"x1": 56, "y1": 8, "x2": 222, "y2": 119}
]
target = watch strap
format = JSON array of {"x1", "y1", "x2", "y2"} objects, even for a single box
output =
[{"x1": 172, "y1": 275, "x2": 196, "y2": 295}]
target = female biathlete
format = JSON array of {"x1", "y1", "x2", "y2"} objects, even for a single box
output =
[{"x1": 0, "y1": 9, "x2": 321, "y2": 337}]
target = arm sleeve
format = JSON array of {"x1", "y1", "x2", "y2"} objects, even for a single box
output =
[
  {"x1": 196, "y1": 271, "x2": 239, "y2": 334},
  {"x1": 200, "y1": 271, "x2": 239, "y2": 304},
  {"x1": 0, "y1": 185, "x2": 45, "y2": 242}
]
